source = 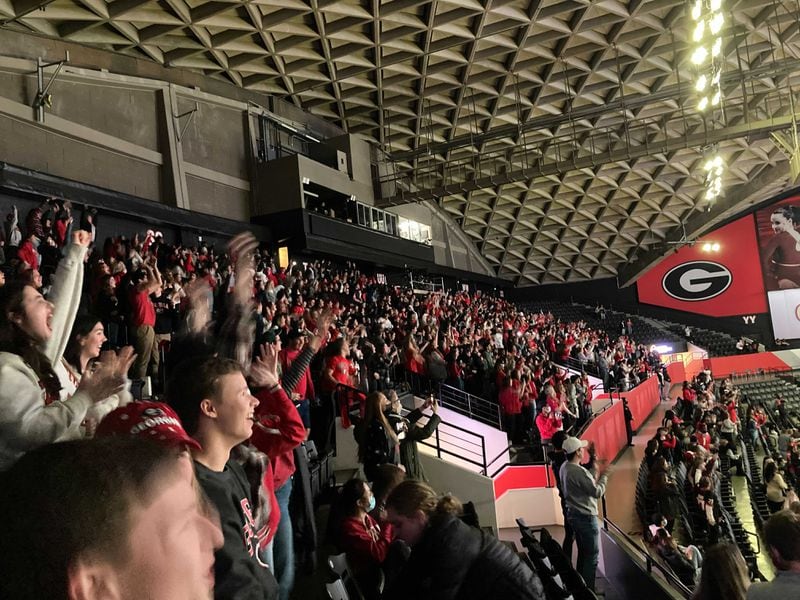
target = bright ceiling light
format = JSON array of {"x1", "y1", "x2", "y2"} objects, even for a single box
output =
[
  {"x1": 712, "y1": 37, "x2": 722, "y2": 57},
  {"x1": 698, "y1": 96, "x2": 709, "y2": 110},
  {"x1": 702, "y1": 242, "x2": 712, "y2": 251},
  {"x1": 711, "y1": 91, "x2": 721, "y2": 105},
  {"x1": 692, "y1": 0, "x2": 703, "y2": 20},
  {"x1": 710, "y1": 0, "x2": 721, "y2": 10},
  {"x1": 694, "y1": 21, "x2": 705, "y2": 42},
  {"x1": 696, "y1": 74, "x2": 707, "y2": 91},
  {"x1": 691, "y1": 46, "x2": 708, "y2": 65},
  {"x1": 709, "y1": 13, "x2": 724, "y2": 34},
  {"x1": 711, "y1": 242, "x2": 720, "y2": 251}
]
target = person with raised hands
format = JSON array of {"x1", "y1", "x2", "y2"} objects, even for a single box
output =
[
  {"x1": 0, "y1": 230, "x2": 134, "y2": 470},
  {"x1": 56, "y1": 313, "x2": 135, "y2": 436}
]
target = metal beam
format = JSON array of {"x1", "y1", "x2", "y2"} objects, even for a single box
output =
[
  {"x1": 388, "y1": 57, "x2": 799, "y2": 163},
  {"x1": 616, "y1": 161, "x2": 790, "y2": 287},
  {"x1": 380, "y1": 112, "x2": 800, "y2": 205}
]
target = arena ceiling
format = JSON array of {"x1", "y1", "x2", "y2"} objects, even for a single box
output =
[{"x1": 2, "y1": 0, "x2": 800, "y2": 285}]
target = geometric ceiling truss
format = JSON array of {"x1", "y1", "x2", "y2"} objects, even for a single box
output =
[{"x1": 1, "y1": 0, "x2": 799, "y2": 284}]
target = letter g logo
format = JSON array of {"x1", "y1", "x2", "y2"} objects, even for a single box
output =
[{"x1": 662, "y1": 261, "x2": 732, "y2": 301}]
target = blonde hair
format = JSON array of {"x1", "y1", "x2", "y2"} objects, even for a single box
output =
[{"x1": 386, "y1": 480, "x2": 462, "y2": 521}]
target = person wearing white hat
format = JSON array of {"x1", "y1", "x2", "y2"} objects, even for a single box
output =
[{"x1": 559, "y1": 436, "x2": 612, "y2": 592}]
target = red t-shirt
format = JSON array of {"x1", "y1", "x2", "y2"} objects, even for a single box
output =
[
  {"x1": 130, "y1": 289, "x2": 156, "y2": 327},
  {"x1": 499, "y1": 387, "x2": 522, "y2": 415},
  {"x1": 324, "y1": 355, "x2": 353, "y2": 392}
]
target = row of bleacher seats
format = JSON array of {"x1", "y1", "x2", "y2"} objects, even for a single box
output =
[
  {"x1": 517, "y1": 301, "x2": 684, "y2": 350},
  {"x1": 737, "y1": 379, "x2": 800, "y2": 422},
  {"x1": 516, "y1": 518, "x2": 598, "y2": 600}
]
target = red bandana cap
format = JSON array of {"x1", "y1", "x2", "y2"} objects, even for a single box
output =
[{"x1": 96, "y1": 401, "x2": 201, "y2": 451}]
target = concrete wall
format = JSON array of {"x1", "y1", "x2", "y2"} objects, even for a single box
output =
[
  {"x1": 389, "y1": 200, "x2": 498, "y2": 278},
  {"x1": 0, "y1": 31, "x2": 348, "y2": 226}
]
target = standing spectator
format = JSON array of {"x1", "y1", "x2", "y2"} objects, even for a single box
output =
[
  {"x1": 748, "y1": 510, "x2": 800, "y2": 597},
  {"x1": 559, "y1": 436, "x2": 611, "y2": 591},
  {"x1": 694, "y1": 542, "x2": 749, "y2": 600},
  {"x1": 17, "y1": 231, "x2": 39, "y2": 271},
  {"x1": 166, "y1": 355, "x2": 280, "y2": 599},
  {"x1": 386, "y1": 391, "x2": 442, "y2": 481},
  {"x1": 358, "y1": 391, "x2": 400, "y2": 481},
  {"x1": 279, "y1": 328, "x2": 315, "y2": 429},
  {"x1": 129, "y1": 257, "x2": 162, "y2": 385},
  {"x1": 623, "y1": 398, "x2": 634, "y2": 447},
  {"x1": 499, "y1": 376, "x2": 523, "y2": 445},
  {"x1": 4, "y1": 205, "x2": 21, "y2": 253},
  {"x1": 0, "y1": 232, "x2": 130, "y2": 470}
]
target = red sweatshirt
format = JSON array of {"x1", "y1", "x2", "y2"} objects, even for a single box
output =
[
  {"x1": 250, "y1": 385, "x2": 307, "y2": 490},
  {"x1": 499, "y1": 387, "x2": 522, "y2": 415},
  {"x1": 338, "y1": 514, "x2": 394, "y2": 575}
]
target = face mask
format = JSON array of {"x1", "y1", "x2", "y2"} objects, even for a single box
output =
[{"x1": 368, "y1": 494, "x2": 376, "y2": 512}]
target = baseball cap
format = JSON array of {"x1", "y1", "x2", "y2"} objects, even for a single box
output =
[
  {"x1": 562, "y1": 436, "x2": 589, "y2": 455},
  {"x1": 263, "y1": 326, "x2": 281, "y2": 344},
  {"x1": 96, "y1": 401, "x2": 201, "y2": 451}
]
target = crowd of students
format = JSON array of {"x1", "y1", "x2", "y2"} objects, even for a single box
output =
[
  {"x1": 2, "y1": 198, "x2": 800, "y2": 599},
  {"x1": 0, "y1": 201, "x2": 552, "y2": 600}
]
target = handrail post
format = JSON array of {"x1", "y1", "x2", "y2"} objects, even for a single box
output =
[
  {"x1": 435, "y1": 425, "x2": 441, "y2": 459},
  {"x1": 481, "y1": 436, "x2": 487, "y2": 475},
  {"x1": 467, "y1": 393, "x2": 472, "y2": 418}
]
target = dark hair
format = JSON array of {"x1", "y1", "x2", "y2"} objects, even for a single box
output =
[
  {"x1": 340, "y1": 477, "x2": 368, "y2": 517},
  {"x1": 0, "y1": 281, "x2": 60, "y2": 398},
  {"x1": 63, "y1": 314, "x2": 103, "y2": 374},
  {"x1": 764, "y1": 460, "x2": 777, "y2": 485},
  {"x1": 773, "y1": 206, "x2": 800, "y2": 225},
  {"x1": 764, "y1": 510, "x2": 800, "y2": 563},
  {"x1": 552, "y1": 430, "x2": 568, "y2": 450},
  {"x1": 0, "y1": 438, "x2": 179, "y2": 600},
  {"x1": 166, "y1": 356, "x2": 243, "y2": 435},
  {"x1": 370, "y1": 464, "x2": 406, "y2": 505},
  {"x1": 693, "y1": 543, "x2": 749, "y2": 600}
]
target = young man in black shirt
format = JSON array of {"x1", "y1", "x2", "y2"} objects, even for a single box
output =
[{"x1": 168, "y1": 355, "x2": 279, "y2": 600}]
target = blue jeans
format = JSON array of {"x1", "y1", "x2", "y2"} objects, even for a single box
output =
[
  {"x1": 567, "y1": 511, "x2": 600, "y2": 591},
  {"x1": 273, "y1": 477, "x2": 295, "y2": 600}
]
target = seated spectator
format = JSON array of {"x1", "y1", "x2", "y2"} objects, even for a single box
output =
[
  {"x1": 333, "y1": 477, "x2": 394, "y2": 597},
  {"x1": 654, "y1": 529, "x2": 702, "y2": 586},
  {"x1": 694, "y1": 542, "x2": 749, "y2": 600},
  {"x1": 167, "y1": 355, "x2": 279, "y2": 599},
  {"x1": 0, "y1": 437, "x2": 223, "y2": 600},
  {"x1": 748, "y1": 510, "x2": 800, "y2": 597},
  {"x1": 368, "y1": 464, "x2": 406, "y2": 522},
  {"x1": 383, "y1": 480, "x2": 545, "y2": 600},
  {"x1": 765, "y1": 460, "x2": 790, "y2": 513}
]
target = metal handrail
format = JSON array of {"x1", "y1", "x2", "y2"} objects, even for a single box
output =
[
  {"x1": 601, "y1": 497, "x2": 693, "y2": 599},
  {"x1": 438, "y1": 382, "x2": 502, "y2": 429},
  {"x1": 419, "y1": 423, "x2": 489, "y2": 473}
]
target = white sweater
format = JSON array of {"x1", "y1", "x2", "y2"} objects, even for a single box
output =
[
  {"x1": 54, "y1": 358, "x2": 132, "y2": 432},
  {"x1": 0, "y1": 242, "x2": 88, "y2": 470}
]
